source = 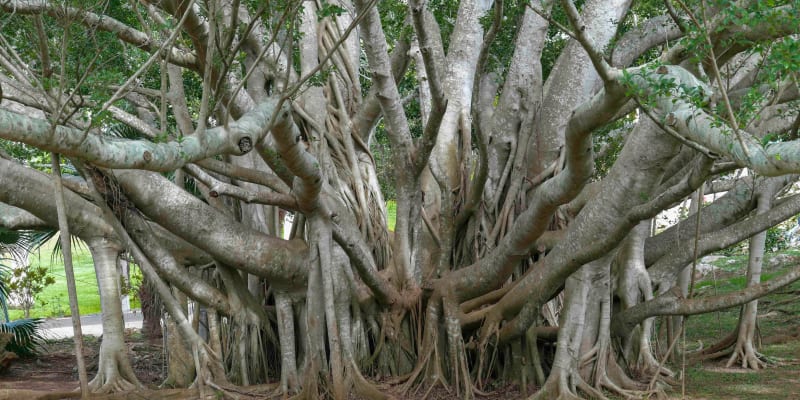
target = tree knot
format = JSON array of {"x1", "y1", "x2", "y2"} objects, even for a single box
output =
[{"x1": 238, "y1": 137, "x2": 253, "y2": 153}]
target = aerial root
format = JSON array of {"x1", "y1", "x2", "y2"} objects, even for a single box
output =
[
  {"x1": 687, "y1": 329, "x2": 737, "y2": 362},
  {"x1": 530, "y1": 370, "x2": 601, "y2": 400},
  {"x1": 88, "y1": 363, "x2": 140, "y2": 393},
  {"x1": 348, "y1": 360, "x2": 393, "y2": 400},
  {"x1": 594, "y1": 350, "x2": 663, "y2": 400},
  {"x1": 726, "y1": 341, "x2": 769, "y2": 370}
]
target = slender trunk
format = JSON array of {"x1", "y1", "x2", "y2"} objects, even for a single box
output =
[
  {"x1": 276, "y1": 292, "x2": 299, "y2": 393},
  {"x1": 163, "y1": 290, "x2": 195, "y2": 387},
  {"x1": 51, "y1": 153, "x2": 89, "y2": 397},
  {"x1": 87, "y1": 237, "x2": 142, "y2": 392},
  {"x1": 139, "y1": 275, "x2": 162, "y2": 342},
  {"x1": 726, "y1": 188, "x2": 771, "y2": 369}
]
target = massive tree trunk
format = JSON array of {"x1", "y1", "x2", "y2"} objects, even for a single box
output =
[{"x1": 1, "y1": 0, "x2": 799, "y2": 398}]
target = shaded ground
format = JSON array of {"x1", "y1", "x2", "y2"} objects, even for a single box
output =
[
  {"x1": 1, "y1": 252, "x2": 799, "y2": 399},
  {"x1": 0, "y1": 329, "x2": 163, "y2": 396}
]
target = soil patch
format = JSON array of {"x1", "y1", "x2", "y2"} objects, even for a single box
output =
[{"x1": 0, "y1": 328, "x2": 164, "y2": 395}]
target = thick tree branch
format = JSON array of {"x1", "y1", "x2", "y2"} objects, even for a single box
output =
[
  {"x1": 184, "y1": 164, "x2": 299, "y2": 210},
  {"x1": 408, "y1": 0, "x2": 448, "y2": 177},
  {"x1": 613, "y1": 258, "x2": 800, "y2": 338},
  {"x1": 113, "y1": 169, "x2": 309, "y2": 287},
  {"x1": 559, "y1": 0, "x2": 617, "y2": 85},
  {"x1": 0, "y1": 99, "x2": 278, "y2": 171},
  {"x1": 124, "y1": 216, "x2": 233, "y2": 316},
  {"x1": 351, "y1": 35, "x2": 410, "y2": 140},
  {"x1": 453, "y1": 0, "x2": 504, "y2": 234},
  {"x1": 330, "y1": 221, "x2": 404, "y2": 307},
  {"x1": 628, "y1": 65, "x2": 800, "y2": 176},
  {"x1": 0, "y1": 158, "x2": 113, "y2": 238},
  {"x1": 0, "y1": 203, "x2": 48, "y2": 230},
  {"x1": 353, "y1": 0, "x2": 414, "y2": 171},
  {"x1": 649, "y1": 183, "x2": 800, "y2": 286},
  {"x1": 270, "y1": 103, "x2": 322, "y2": 212}
]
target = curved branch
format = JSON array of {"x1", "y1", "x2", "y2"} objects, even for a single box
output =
[
  {"x1": 0, "y1": 203, "x2": 48, "y2": 230},
  {"x1": 113, "y1": 169, "x2": 309, "y2": 287},
  {"x1": 446, "y1": 76, "x2": 629, "y2": 302},
  {"x1": 184, "y1": 164, "x2": 299, "y2": 210},
  {"x1": 0, "y1": 0, "x2": 196, "y2": 68},
  {"x1": 613, "y1": 258, "x2": 800, "y2": 338},
  {"x1": 611, "y1": 15, "x2": 682, "y2": 67},
  {"x1": 649, "y1": 182, "x2": 800, "y2": 286},
  {"x1": 0, "y1": 99, "x2": 279, "y2": 171}
]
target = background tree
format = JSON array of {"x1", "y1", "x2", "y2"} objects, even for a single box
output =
[{"x1": 0, "y1": 0, "x2": 799, "y2": 399}]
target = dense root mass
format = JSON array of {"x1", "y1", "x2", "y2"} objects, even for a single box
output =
[{"x1": 0, "y1": 0, "x2": 799, "y2": 399}]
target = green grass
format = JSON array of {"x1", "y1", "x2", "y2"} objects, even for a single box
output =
[
  {"x1": 681, "y1": 340, "x2": 800, "y2": 399},
  {"x1": 671, "y1": 250, "x2": 800, "y2": 399},
  {"x1": 4, "y1": 238, "x2": 144, "y2": 320},
  {"x1": 386, "y1": 201, "x2": 396, "y2": 231}
]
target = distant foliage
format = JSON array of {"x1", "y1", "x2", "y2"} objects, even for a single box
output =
[{"x1": 1, "y1": 264, "x2": 56, "y2": 319}]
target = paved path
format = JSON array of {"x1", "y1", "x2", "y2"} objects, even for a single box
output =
[{"x1": 40, "y1": 310, "x2": 143, "y2": 339}]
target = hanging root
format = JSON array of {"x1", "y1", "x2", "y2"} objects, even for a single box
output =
[
  {"x1": 443, "y1": 297, "x2": 473, "y2": 400},
  {"x1": 400, "y1": 297, "x2": 467, "y2": 400},
  {"x1": 581, "y1": 341, "x2": 662, "y2": 400},
  {"x1": 188, "y1": 341, "x2": 229, "y2": 400}
]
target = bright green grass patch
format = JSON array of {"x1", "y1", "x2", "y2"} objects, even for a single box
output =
[
  {"x1": 7, "y1": 240, "x2": 100, "y2": 320},
  {"x1": 386, "y1": 201, "x2": 396, "y2": 231}
]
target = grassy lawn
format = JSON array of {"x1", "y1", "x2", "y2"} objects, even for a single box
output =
[
  {"x1": 666, "y1": 249, "x2": 800, "y2": 399},
  {"x1": 386, "y1": 200, "x2": 396, "y2": 231},
  {"x1": 6, "y1": 239, "x2": 101, "y2": 320}
]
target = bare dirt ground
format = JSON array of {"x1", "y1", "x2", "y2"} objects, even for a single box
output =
[
  {"x1": 0, "y1": 329, "x2": 163, "y2": 399},
  {"x1": 0, "y1": 327, "x2": 524, "y2": 400},
  {"x1": 1, "y1": 324, "x2": 799, "y2": 399}
]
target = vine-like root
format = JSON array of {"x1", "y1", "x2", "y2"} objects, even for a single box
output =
[{"x1": 188, "y1": 343, "x2": 230, "y2": 400}]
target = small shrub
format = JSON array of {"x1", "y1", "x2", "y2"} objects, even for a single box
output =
[{"x1": 1, "y1": 264, "x2": 56, "y2": 318}]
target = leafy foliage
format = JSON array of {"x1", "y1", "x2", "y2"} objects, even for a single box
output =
[
  {"x1": 2, "y1": 263, "x2": 57, "y2": 318},
  {"x1": 0, "y1": 318, "x2": 45, "y2": 357}
]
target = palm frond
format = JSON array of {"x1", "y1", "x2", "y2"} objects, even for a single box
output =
[
  {"x1": 0, "y1": 318, "x2": 44, "y2": 357},
  {"x1": 0, "y1": 228, "x2": 54, "y2": 261},
  {"x1": 50, "y1": 233, "x2": 86, "y2": 263},
  {"x1": 106, "y1": 124, "x2": 147, "y2": 140},
  {"x1": 0, "y1": 261, "x2": 9, "y2": 322}
]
